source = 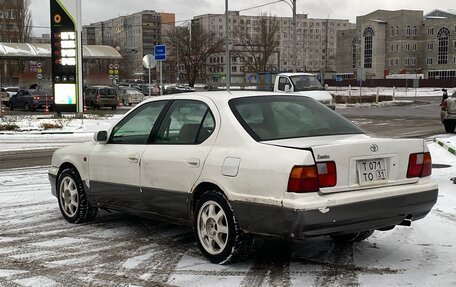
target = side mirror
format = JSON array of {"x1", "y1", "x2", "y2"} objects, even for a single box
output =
[
  {"x1": 94, "y1": 130, "x2": 108, "y2": 143},
  {"x1": 284, "y1": 84, "x2": 292, "y2": 93}
]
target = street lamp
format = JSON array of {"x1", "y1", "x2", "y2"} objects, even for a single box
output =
[{"x1": 279, "y1": 0, "x2": 297, "y2": 73}]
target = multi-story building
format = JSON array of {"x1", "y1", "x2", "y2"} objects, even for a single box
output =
[
  {"x1": 83, "y1": 10, "x2": 175, "y2": 81},
  {"x1": 0, "y1": 0, "x2": 26, "y2": 42},
  {"x1": 336, "y1": 9, "x2": 456, "y2": 80},
  {"x1": 192, "y1": 11, "x2": 351, "y2": 83}
]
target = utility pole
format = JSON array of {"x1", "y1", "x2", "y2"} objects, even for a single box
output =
[
  {"x1": 292, "y1": 0, "x2": 297, "y2": 73},
  {"x1": 225, "y1": 0, "x2": 230, "y2": 91}
]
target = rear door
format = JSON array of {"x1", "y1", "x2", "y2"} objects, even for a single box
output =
[
  {"x1": 140, "y1": 99, "x2": 217, "y2": 219},
  {"x1": 89, "y1": 100, "x2": 169, "y2": 210}
]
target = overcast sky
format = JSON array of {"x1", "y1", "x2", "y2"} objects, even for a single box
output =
[{"x1": 30, "y1": 0, "x2": 452, "y2": 36}]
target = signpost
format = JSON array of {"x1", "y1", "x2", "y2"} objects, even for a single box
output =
[
  {"x1": 50, "y1": 0, "x2": 83, "y2": 115},
  {"x1": 143, "y1": 54, "x2": 157, "y2": 98},
  {"x1": 154, "y1": 45, "x2": 166, "y2": 96}
]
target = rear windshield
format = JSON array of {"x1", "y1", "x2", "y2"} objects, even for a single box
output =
[
  {"x1": 229, "y1": 96, "x2": 364, "y2": 141},
  {"x1": 99, "y1": 88, "x2": 116, "y2": 96}
]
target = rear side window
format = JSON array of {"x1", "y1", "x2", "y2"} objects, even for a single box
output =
[
  {"x1": 230, "y1": 96, "x2": 364, "y2": 141},
  {"x1": 155, "y1": 100, "x2": 215, "y2": 144}
]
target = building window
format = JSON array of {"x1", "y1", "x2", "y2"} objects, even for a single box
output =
[
  {"x1": 352, "y1": 39, "x2": 357, "y2": 69},
  {"x1": 437, "y1": 27, "x2": 450, "y2": 65},
  {"x1": 390, "y1": 26, "x2": 394, "y2": 37},
  {"x1": 428, "y1": 27, "x2": 434, "y2": 35},
  {"x1": 395, "y1": 26, "x2": 399, "y2": 36},
  {"x1": 406, "y1": 26, "x2": 411, "y2": 36},
  {"x1": 412, "y1": 26, "x2": 417, "y2": 36},
  {"x1": 412, "y1": 43, "x2": 417, "y2": 51},
  {"x1": 389, "y1": 58, "x2": 394, "y2": 66},
  {"x1": 426, "y1": 57, "x2": 433, "y2": 65},
  {"x1": 363, "y1": 27, "x2": 374, "y2": 68},
  {"x1": 428, "y1": 42, "x2": 434, "y2": 50},
  {"x1": 405, "y1": 58, "x2": 410, "y2": 66},
  {"x1": 394, "y1": 58, "x2": 399, "y2": 66},
  {"x1": 405, "y1": 43, "x2": 410, "y2": 51}
]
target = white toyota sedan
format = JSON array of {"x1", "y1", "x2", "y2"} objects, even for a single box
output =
[{"x1": 48, "y1": 91, "x2": 438, "y2": 264}]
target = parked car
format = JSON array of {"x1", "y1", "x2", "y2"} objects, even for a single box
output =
[
  {"x1": 1, "y1": 88, "x2": 9, "y2": 106},
  {"x1": 441, "y1": 91, "x2": 456, "y2": 133},
  {"x1": 49, "y1": 91, "x2": 438, "y2": 264},
  {"x1": 163, "y1": 85, "x2": 195, "y2": 95},
  {"x1": 117, "y1": 87, "x2": 144, "y2": 106},
  {"x1": 9, "y1": 89, "x2": 54, "y2": 111},
  {"x1": 4, "y1": 86, "x2": 20, "y2": 97},
  {"x1": 84, "y1": 86, "x2": 117, "y2": 110}
]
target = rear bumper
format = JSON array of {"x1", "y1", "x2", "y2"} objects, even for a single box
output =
[{"x1": 232, "y1": 188, "x2": 438, "y2": 238}]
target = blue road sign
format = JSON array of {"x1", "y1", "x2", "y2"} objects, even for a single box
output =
[{"x1": 154, "y1": 44, "x2": 166, "y2": 61}]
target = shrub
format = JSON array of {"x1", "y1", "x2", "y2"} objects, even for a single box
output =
[
  {"x1": 0, "y1": 123, "x2": 19, "y2": 131},
  {"x1": 40, "y1": 122, "x2": 63, "y2": 130}
]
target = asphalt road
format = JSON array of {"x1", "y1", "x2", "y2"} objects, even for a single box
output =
[{"x1": 0, "y1": 96, "x2": 446, "y2": 170}]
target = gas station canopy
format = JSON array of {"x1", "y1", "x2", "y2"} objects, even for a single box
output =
[{"x1": 0, "y1": 43, "x2": 122, "y2": 59}]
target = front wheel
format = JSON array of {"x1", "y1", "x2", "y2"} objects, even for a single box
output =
[
  {"x1": 57, "y1": 168, "x2": 98, "y2": 224},
  {"x1": 194, "y1": 190, "x2": 252, "y2": 264}
]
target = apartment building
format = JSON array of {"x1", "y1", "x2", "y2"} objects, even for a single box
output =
[
  {"x1": 83, "y1": 11, "x2": 175, "y2": 80},
  {"x1": 192, "y1": 11, "x2": 351, "y2": 83},
  {"x1": 0, "y1": 0, "x2": 25, "y2": 42}
]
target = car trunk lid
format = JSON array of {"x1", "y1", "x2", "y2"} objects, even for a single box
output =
[{"x1": 262, "y1": 134, "x2": 426, "y2": 193}]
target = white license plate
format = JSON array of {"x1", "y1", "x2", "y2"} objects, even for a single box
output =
[{"x1": 357, "y1": 158, "x2": 388, "y2": 185}]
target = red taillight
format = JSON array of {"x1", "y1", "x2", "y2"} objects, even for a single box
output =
[
  {"x1": 288, "y1": 161, "x2": 337, "y2": 193},
  {"x1": 33, "y1": 96, "x2": 41, "y2": 100},
  {"x1": 407, "y1": 152, "x2": 432, "y2": 178}
]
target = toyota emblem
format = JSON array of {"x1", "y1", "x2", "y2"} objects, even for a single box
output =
[{"x1": 370, "y1": 144, "x2": 379, "y2": 152}]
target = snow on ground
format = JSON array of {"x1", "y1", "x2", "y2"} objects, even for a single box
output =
[
  {"x1": 0, "y1": 89, "x2": 455, "y2": 285},
  {"x1": 0, "y1": 142, "x2": 454, "y2": 286},
  {"x1": 328, "y1": 86, "x2": 452, "y2": 98},
  {"x1": 0, "y1": 114, "x2": 121, "y2": 152}
]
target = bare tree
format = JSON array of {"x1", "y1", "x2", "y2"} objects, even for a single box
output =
[
  {"x1": 234, "y1": 15, "x2": 280, "y2": 73},
  {"x1": 166, "y1": 24, "x2": 224, "y2": 87},
  {"x1": 20, "y1": 0, "x2": 32, "y2": 42}
]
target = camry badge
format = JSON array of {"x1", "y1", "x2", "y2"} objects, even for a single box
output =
[{"x1": 370, "y1": 144, "x2": 379, "y2": 152}]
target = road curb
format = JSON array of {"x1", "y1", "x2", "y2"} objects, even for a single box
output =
[{"x1": 434, "y1": 138, "x2": 456, "y2": 155}]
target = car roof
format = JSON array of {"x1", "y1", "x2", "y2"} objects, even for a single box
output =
[
  {"x1": 277, "y1": 73, "x2": 316, "y2": 77},
  {"x1": 143, "y1": 90, "x2": 309, "y2": 106},
  {"x1": 88, "y1": 86, "x2": 114, "y2": 89}
]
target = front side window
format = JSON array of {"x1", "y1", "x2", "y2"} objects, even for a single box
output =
[
  {"x1": 110, "y1": 101, "x2": 168, "y2": 145},
  {"x1": 230, "y1": 96, "x2": 364, "y2": 141},
  {"x1": 277, "y1": 77, "x2": 292, "y2": 91},
  {"x1": 156, "y1": 100, "x2": 215, "y2": 144}
]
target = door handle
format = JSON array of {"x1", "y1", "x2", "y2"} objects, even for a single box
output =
[
  {"x1": 187, "y1": 158, "x2": 200, "y2": 168},
  {"x1": 128, "y1": 154, "x2": 139, "y2": 163}
]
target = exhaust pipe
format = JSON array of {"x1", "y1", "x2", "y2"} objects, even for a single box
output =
[{"x1": 398, "y1": 215, "x2": 413, "y2": 226}]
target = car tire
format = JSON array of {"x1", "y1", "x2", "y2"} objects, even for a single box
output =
[
  {"x1": 444, "y1": 121, "x2": 456, "y2": 133},
  {"x1": 57, "y1": 168, "x2": 98, "y2": 224},
  {"x1": 194, "y1": 190, "x2": 252, "y2": 264},
  {"x1": 331, "y1": 230, "x2": 374, "y2": 244}
]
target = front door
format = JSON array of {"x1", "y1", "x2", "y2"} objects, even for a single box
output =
[{"x1": 89, "y1": 100, "x2": 169, "y2": 210}]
